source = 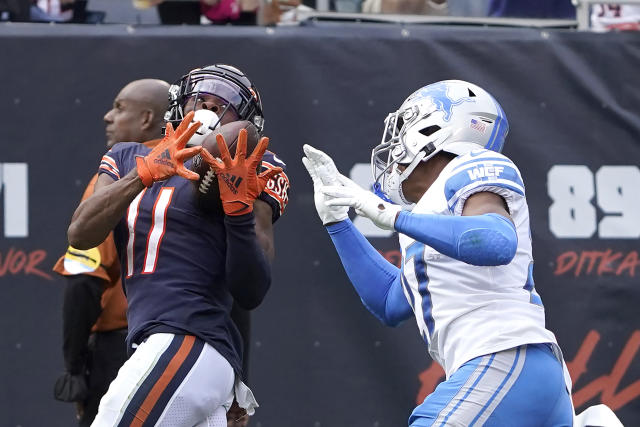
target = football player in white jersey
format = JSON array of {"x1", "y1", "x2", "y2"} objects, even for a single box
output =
[{"x1": 302, "y1": 80, "x2": 574, "y2": 426}]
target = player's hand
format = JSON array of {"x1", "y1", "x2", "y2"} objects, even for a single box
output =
[
  {"x1": 201, "y1": 129, "x2": 281, "y2": 216},
  {"x1": 302, "y1": 144, "x2": 349, "y2": 225},
  {"x1": 322, "y1": 174, "x2": 401, "y2": 230},
  {"x1": 135, "y1": 111, "x2": 203, "y2": 187},
  {"x1": 226, "y1": 400, "x2": 249, "y2": 427}
]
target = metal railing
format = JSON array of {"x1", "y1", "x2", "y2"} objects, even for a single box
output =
[{"x1": 294, "y1": 12, "x2": 576, "y2": 28}]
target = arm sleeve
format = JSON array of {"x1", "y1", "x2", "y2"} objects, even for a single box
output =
[
  {"x1": 326, "y1": 219, "x2": 412, "y2": 327},
  {"x1": 224, "y1": 212, "x2": 271, "y2": 310},
  {"x1": 394, "y1": 212, "x2": 517, "y2": 266},
  {"x1": 230, "y1": 302, "x2": 251, "y2": 382}
]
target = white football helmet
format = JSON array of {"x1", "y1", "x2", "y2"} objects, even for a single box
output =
[{"x1": 371, "y1": 80, "x2": 509, "y2": 206}]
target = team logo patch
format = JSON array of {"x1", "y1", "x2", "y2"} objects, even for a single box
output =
[{"x1": 470, "y1": 118, "x2": 486, "y2": 134}]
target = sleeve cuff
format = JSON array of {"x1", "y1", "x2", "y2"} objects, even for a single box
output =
[
  {"x1": 224, "y1": 211, "x2": 256, "y2": 227},
  {"x1": 325, "y1": 219, "x2": 353, "y2": 234}
]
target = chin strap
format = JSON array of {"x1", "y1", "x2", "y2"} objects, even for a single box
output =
[
  {"x1": 372, "y1": 182, "x2": 394, "y2": 203},
  {"x1": 384, "y1": 149, "x2": 426, "y2": 206}
]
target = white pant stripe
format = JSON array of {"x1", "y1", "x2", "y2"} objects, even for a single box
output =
[
  {"x1": 434, "y1": 347, "x2": 525, "y2": 426},
  {"x1": 433, "y1": 354, "x2": 493, "y2": 426},
  {"x1": 472, "y1": 346, "x2": 527, "y2": 426}
]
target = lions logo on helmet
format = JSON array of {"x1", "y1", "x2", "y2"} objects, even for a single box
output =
[
  {"x1": 371, "y1": 80, "x2": 509, "y2": 206},
  {"x1": 411, "y1": 82, "x2": 474, "y2": 122}
]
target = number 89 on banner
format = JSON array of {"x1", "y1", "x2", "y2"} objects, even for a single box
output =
[{"x1": 547, "y1": 165, "x2": 640, "y2": 239}]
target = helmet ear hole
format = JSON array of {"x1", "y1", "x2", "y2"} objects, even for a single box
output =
[{"x1": 419, "y1": 125, "x2": 441, "y2": 137}]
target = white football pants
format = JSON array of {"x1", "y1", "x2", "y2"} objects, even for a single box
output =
[{"x1": 91, "y1": 333, "x2": 235, "y2": 427}]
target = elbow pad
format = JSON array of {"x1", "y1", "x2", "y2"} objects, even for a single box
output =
[{"x1": 395, "y1": 212, "x2": 517, "y2": 266}]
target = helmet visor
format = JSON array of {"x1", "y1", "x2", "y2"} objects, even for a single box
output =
[{"x1": 181, "y1": 76, "x2": 245, "y2": 115}]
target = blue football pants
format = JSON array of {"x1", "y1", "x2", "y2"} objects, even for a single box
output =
[{"x1": 410, "y1": 344, "x2": 573, "y2": 427}]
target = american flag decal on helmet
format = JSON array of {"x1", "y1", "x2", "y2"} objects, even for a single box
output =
[{"x1": 470, "y1": 118, "x2": 487, "y2": 134}]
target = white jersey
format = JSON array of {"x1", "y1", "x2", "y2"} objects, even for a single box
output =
[{"x1": 399, "y1": 149, "x2": 557, "y2": 378}]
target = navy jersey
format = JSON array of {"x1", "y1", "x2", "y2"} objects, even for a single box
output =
[{"x1": 98, "y1": 142, "x2": 288, "y2": 375}]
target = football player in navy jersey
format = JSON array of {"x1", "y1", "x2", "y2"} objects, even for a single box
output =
[{"x1": 68, "y1": 65, "x2": 289, "y2": 427}]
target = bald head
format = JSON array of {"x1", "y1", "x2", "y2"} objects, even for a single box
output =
[
  {"x1": 103, "y1": 79, "x2": 170, "y2": 147},
  {"x1": 119, "y1": 79, "x2": 170, "y2": 124}
]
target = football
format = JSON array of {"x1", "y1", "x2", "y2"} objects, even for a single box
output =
[{"x1": 190, "y1": 120, "x2": 260, "y2": 215}]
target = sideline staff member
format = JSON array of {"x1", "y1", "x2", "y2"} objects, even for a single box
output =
[{"x1": 53, "y1": 79, "x2": 170, "y2": 426}]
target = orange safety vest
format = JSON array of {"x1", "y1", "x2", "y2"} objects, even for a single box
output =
[
  {"x1": 53, "y1": 139, "x2": 161, "y2": 332},
  {"x1": 53, "y1": 173, "x2": 127, "y2": 332}
]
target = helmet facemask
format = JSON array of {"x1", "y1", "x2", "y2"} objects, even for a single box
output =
[
  {"x1": 165, "y1": 65, "x2": 265, "y2": 135},
  {"x1": 371, "y1": 80, "x2": 509, "y2": 206},
  {"x1": 372, "y1": 103, "x2": 445, "y2": 207}
]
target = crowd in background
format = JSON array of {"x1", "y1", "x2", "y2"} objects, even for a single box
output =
[{"x1": 1, "y1": 1, "x2": 638, "y2": 37}]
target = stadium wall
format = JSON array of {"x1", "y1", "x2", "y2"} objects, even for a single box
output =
[{"x1": 0, "y1": 22, "x2": 638, "y2": 426}]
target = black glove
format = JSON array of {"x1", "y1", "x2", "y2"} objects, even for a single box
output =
[{"x1": 53, "y1": 372, "x2": 88, "y2": 402}]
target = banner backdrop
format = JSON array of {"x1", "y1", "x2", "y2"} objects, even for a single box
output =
[{"x1": 0, "y1": 23, "x2": 638, "y2": 426}]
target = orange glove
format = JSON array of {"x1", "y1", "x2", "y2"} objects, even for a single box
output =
[
  {"x1": 200, "y1": 129, "x2": 282, "y2": 216},
  {"x1": 135, "y1": 111, "x2": 202, "y2": 187}
]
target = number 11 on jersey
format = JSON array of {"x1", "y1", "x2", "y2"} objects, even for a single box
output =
[{"x1": 125, "y1": 188, "x2": 175, "y2": 277}]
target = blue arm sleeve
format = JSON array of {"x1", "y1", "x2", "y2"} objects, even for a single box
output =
[
  {"x1": 394, "y1": 212, "x2": 517, "y2": 266},
  {"x1": 326, "y1": 220, "x2": 413, "y2": 327}
]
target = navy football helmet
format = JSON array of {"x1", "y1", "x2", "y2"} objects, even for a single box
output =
[{"x1": 165, "y1": 64, "x2": 264, "y2": 133}]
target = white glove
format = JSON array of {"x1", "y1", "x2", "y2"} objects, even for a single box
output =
[
  {"x1": 302, "y1": 144, "x2": 349, "y2": 225},
  {"x1": 574, "y1": 404, "x2": 623, "y2": 427},
  {"x1": 322, "y1": 174, "x2": 401, "y2": 230}
]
